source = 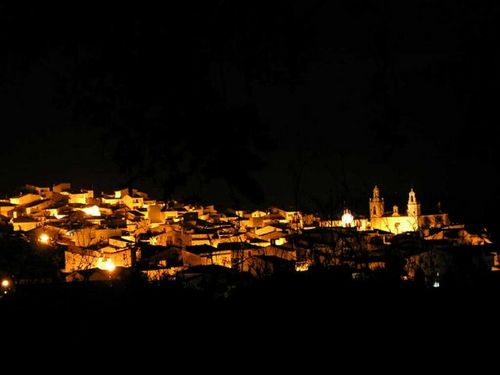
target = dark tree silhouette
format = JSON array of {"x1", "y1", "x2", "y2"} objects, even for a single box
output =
[{"x1": 44, "y1": 2, "x2": 324, "y2": 204}]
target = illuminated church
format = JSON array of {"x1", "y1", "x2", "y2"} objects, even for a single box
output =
[
  {"x1": 326, "y1": 185, "x2": 450, "y2": 234},
  {"x1": 368, "y1": 185, "x2": 449, "y2": 234}
]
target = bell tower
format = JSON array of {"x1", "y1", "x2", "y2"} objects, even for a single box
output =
[
  {"x1": 407, "y1": 188, "x2": 421, "y2": 217},
  {"x1": 369, "y1": 185, "x2": 384, "y2": 219}
]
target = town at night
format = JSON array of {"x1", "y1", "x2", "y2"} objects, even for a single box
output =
[
  {"x1": 1, "y1": 182, "x2": 496, "y2": 295},
  {"x1": 2, "y1": 1, "x2": 500, "y2": 349}
]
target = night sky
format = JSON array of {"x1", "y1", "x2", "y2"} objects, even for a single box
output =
[{"x1": 2, "y1": 2, "x2": 500, "y2": 233}]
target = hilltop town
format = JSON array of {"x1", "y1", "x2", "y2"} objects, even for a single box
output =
[{"x1": 0, "y1": 183, "x2": 497, "y2": 295}]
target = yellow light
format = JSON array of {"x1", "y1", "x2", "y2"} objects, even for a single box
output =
[
  {"x1": 97, "y1": 258, "x2": 116, "y2": 272},
  {"x1": 1, "y1": 279, "x2": 10, "y2": 287},
  {"x1": 80, "y1": 205, "x2": 101, "y2": 217},
  {"x1": 341, "y1": 209, "x2": 354, "y2": 227},
  {"x1": 295, "y1": 262, "x2": 310, "y2": 272},
  {"x1": 39, "y1": 233, "x2": 50, "y2": 244}
]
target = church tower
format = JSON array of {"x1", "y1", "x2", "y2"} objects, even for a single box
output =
[
  {"x1": 407, "y1": 188, "x2": 421, "y2": 217},
  {"x1": 369, "y1": 185, "x2": 384, "y2": 219}
]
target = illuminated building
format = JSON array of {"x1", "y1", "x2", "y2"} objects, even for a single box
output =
[{"x1": 369, "y1": 186, "x2": 448, "y2": 234}]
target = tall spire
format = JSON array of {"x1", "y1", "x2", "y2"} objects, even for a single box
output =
[
  {"x1": 369, "y1": 185, "x2": 384, "y2": 219},
  {"x1": 408, "y1": 188, "x2": 416, "y2": 203},
  {"x1": 407, "y1": 188, "x2": 420, "y2": 217}
]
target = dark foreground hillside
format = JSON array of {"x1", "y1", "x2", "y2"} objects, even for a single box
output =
[{"x1": 2, "y1": 271, "x2": 499, "y2": 348}]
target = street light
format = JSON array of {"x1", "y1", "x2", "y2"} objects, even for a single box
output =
[
  {"x1": 106, "y1": 260, "x2": 116, "y2": 273},
  {"x1": 342, "y1": 209, "x2": 354, "y2": 227},
  {"x1": 97, "y1": 258, "x2": 116, "y2": 272},
  {"x1": 39, "y1": 233, "x2": 50, "y2": 244},
  {"x1": 97, "y1": 258, "x2": 116, "y2": 286},
  {"x1": 1, "y1": 278, "x2": 13, "y2": 296}
]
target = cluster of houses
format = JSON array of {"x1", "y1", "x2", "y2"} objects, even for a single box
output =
[{"x1": 0, "y1": 183, "x2": 497, "y2": 290}]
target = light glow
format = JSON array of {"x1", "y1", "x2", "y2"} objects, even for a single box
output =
[
  {"x1": 433, "y1": 273, "x2": 440, "y2": 288},
  {"x1": 1, "y1": 279, "x2": 10, "y2": 288},
  {"x1": 341, "y1": 209, "x2": 354, "y2": 227},
  {"x1": 80, "y1": 205, "x2": 101, "y2": 217},
  {"x1": 295, "y1": 262, "x2": 310, "y2": 272},
  {"x1": 97, "y1": 258, "x2": 116, "y2": 272},
  {"x1": 39, "y1": 233, "x2": 50, "y2": 244}
]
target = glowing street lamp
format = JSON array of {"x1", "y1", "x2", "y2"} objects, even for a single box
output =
[
  {"x1": 97, "y1": 258, "x2": 116, "y2": 272},
  {"x1": 341, "y1": 209, "x2": 354, "y2": 227},
  {"x1": 106, "y1": 261, "x2": 116, "y2": 273},
  {"x1": 39, "y1": 233, "x2": 50, "y2": 244},
  {"x1": 97, "y1": 258, "x2": 116, "y2": 286},
  {"x1": 1, "y1": 278, "x2": 12, "y2": 295},
  {"x1": 433, "y1": 272, "x2": 440, "y2": 288}
]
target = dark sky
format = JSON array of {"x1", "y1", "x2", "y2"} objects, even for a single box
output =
[{"x1": 2, "y1": 1, "x2": 500, "y2": 231}]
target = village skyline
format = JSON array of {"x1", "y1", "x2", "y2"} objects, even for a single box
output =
[{"x1": 1, "y1": 181, "x2": 495, "y2": 294}]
